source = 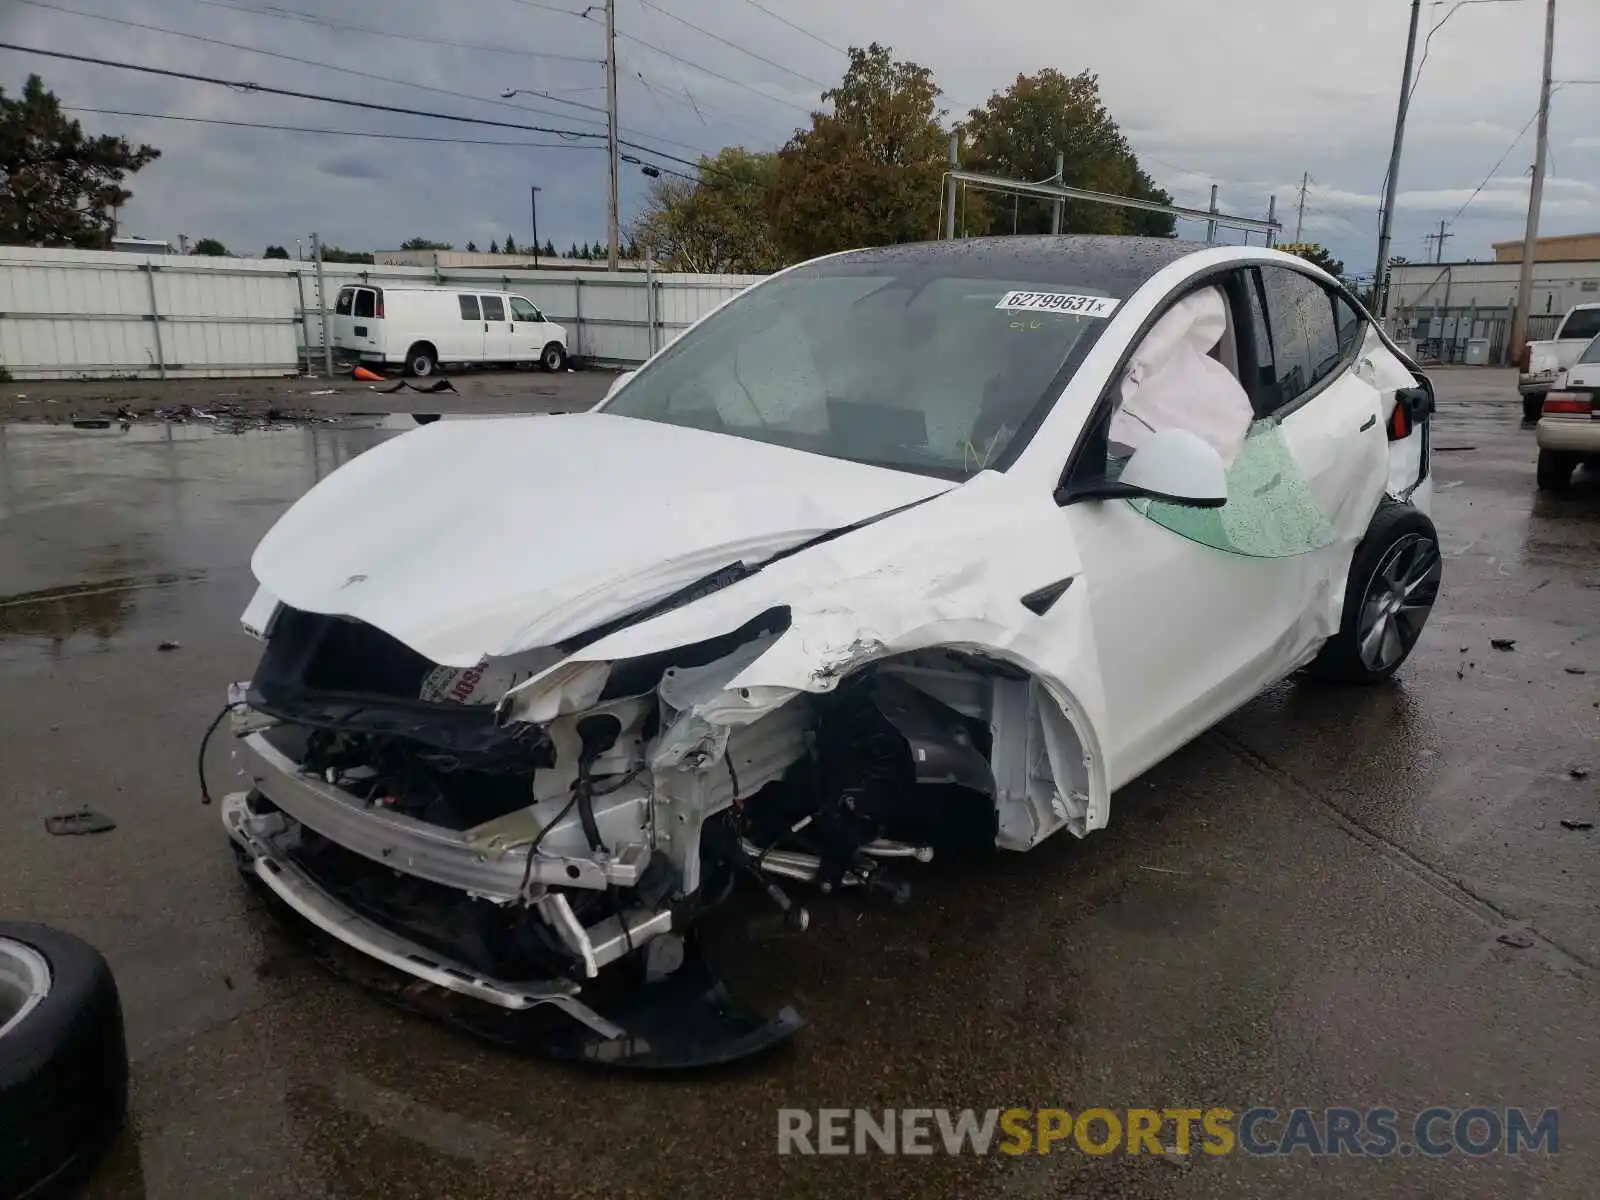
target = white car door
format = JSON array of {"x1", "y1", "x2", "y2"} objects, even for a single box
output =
[
  {"x1": 1059, "y1": 266, "x2": 1390, "y2": 788},
  {"x1": 449, "y1": 293, "x2": 485, "y2": 363},
  {"x1": 508, "y1": 295, "x2": 548, "y2": 360},
  {"x1": 479, "y1": 294, "x2": 512, "y2": 362}
]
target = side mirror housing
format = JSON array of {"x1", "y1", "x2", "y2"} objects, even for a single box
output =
[
  {"x1": 602, "y1": 370, "x2": 636, "y2": 403},
  {"x1": 1057, "y1": 427, "x2": 1228, "y2": 509}
]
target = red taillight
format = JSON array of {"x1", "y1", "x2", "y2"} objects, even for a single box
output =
[
  {"x1": 1542, "y1": 392, "x2": 1593, "y2": 415},
  {"x1": 1519, "y1": 344, "x2": 1532, "y2": 372},
  {"x1": 1389, "y1": 403, "x2": 1410, "y2": 439},
  {"x1": 374, "y1": 292, "x2": 385, "y2": 318}
]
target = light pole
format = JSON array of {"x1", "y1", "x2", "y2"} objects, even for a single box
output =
[{"x1": 531, "y1": 185, "x2": 542, "y2": 267}]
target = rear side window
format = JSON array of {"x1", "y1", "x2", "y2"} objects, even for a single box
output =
[
  {"x1": 335, "y1": 287, "x2": 355, "y2": 316},
  {"x1": 458, "y1": 294, "x2": 480, "y2": 321},
  {"x1": 480, "y1": 295, "x2": 506, "y2": 321},
  {"x1": 1561, "y1": 309, "x2": 1600, "y2": 341},
  {"x1": 353, "y1": 289, "x2": 376, "y2": 319},
  {"x1": 1578, "y1": 334, "x2": 1600, "y2": 365},
  {"x1": 1257, "y1": 267, "x2": 1343, "y2": 413}
]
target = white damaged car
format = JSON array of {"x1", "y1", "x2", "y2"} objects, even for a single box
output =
[{"x1": 219, "y1": 237, "x2": 1440, "y2": 1065}]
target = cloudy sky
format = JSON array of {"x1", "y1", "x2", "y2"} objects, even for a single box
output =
[{"x1": 3, "y1": 0, "x2": 1597, "y2": 275}]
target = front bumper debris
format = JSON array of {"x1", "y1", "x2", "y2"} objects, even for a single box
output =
[{"x1": 223, "y1": 789, "x2": 803, "y2": 1067}]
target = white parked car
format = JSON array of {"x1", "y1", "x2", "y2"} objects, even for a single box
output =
[
  {"x1": 1518, "y1": 302, "x2": 1600, "y2": 422},
  {"x1": 331, "y1": 284, "x2": 568, "y2": 376},
  {"x1": 223, "y1": 238, "x2": 1438, "y2": 1065},
  {"x1": 1535, "y1": 331, "x2": 1600, "y2": 491}
]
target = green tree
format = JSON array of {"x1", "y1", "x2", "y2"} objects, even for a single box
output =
[
  {"x1": 191, "y1": 237, "x2": 229, "y2": 256},
  {"x1": 591, "y1": 240, "x2": 606, "y2": 259},
  {"x1": 1277, "y1": 242, "x2": 1345, "y2": 277},
  {"x1": 321, "y1": 246, "x2": 374, "y2": 264},
  {"x1": 488, "y1": 239, "x2": 499, "y2": 253},
  {"x1": 567, "y1": 241, "x2": 581, "y2": 259},
  {"x1": 961, "y1": 69, "x2": 1173, "y2": 238},
  {"x1": 263, "y1": 244, "x2": 290, "y2": 259},
  {"x1": 543, "y1": 238, "x2": 556, "y2": 257},
  {"x1": 631, "y1": 147, "x2": 782, "y2": 273},
  {"x1": 771, "y1": 43, "x2": 947, "y2": 259},
  {"x1": 503, "y1": 234, "x2": 517, "y2": 254},
  {"x1": 0, "y1": 75, "x2": 160, "y2": 248},
  {"x1": 399, "y1": 236, "x2": 451, "y2": 250},
  {"x1": 465, "y1": 240, "x2": 478, "y2": 252}
]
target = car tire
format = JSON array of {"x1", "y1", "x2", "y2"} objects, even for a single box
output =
[
  {"x1": 1306, "y1": 501, "x2": 1442, "y2": 685},
  {"x1": 540, "y1": 342, "x2": 567, "y2": 373},
  {"x1": 1522, "y1": 393, "x2": 1545, "y2": 422},
  {"x1": 404, "y1": 344, "x2": 438, "y2": 378},
  {"x1": 1536, "y1": 449, "x2": 1577, "y2": 492},
  {"x1": 0, "y1": 923, "x2": 128, "y2": 1199}
]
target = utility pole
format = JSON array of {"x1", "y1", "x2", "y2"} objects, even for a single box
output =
[
  {"x1": 311, "y1": 231, "x2": 332, "y2": 378},
  {"x1": 1205, "y1": 184, "x2": 1219, "y2": 244},
  {"x1": 604, "y1": 0, "x2": 620, "y2": 271},
  {"x1": 944, "y1": 132, "x2": 959, "y2": 239},
  {"x1": 1423, "y1": 219, "x2": 1454, "y2": 264},
  {"x1": 1511, "y1": 0, "x2": 1557, "y2": 360},
  {"x1": 531, "y1": 185, "x2": 542, "y2": 268},
  {"x1": 1294, "y1": 171, "x2": 1310, "y2": 243},
  {"x1": 1374, "y1": 0, "x2": 1423, "y2": 319},
  {"x1": 1050, "y1": 150, "x2": 1065, "y2": 235},
  {"x1": 1266, "y1": 195, "x2": 1277, "y2": 248}
]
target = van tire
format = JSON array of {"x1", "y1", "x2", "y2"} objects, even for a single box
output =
[
  {"x1": 0, "y1": 923, "x2": 129, "y2": 1199},
  {"x1": 404, "y1": 343, "x2": 439, "y2": 378},
  {"x1": 540, "y1": 343, "x2": 567, "y2": 373}
]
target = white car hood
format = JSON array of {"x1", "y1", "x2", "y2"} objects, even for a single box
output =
[{"x1": 251, "y1": 412, "x2": 955, "y2": 666}]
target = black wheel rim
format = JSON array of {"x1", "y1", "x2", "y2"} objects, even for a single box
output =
[{"x1": 1357, "y1": 532, "x2": 1441, "y2": 672}]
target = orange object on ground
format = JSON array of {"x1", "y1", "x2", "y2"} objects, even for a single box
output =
[{"x1": 352, "y1": 365, "x2": 385, "y2": 381}]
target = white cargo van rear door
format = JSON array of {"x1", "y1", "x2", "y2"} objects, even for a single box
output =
[{"x1": 347, "y1": 287, "x2": 383, "y2": 359}]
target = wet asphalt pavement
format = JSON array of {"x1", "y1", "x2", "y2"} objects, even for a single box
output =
[{"x1": 1, "y1": 368, "x2": 1596, "y2": 1199}]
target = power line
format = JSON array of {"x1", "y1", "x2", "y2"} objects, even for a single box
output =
[
  {"x1": 11, "y1": 41, "x2": 741, "y2": 181},
  {"x1": 14, "y1": 0, "x2": 611, "y2": 132},
  {"x1": 1442, "y1": 106, "x2": 1540, "y2": 229},
  {"x1": 736, "y1": 0, "x2": 849, "y2": 56},
  {"x1": 633, "y1": 0, "x2": 831, "y2": 89},
  {"x1": 64, "y1": 106, "x2": 608, "y2": 149},
  {"x1": 176, "y1": 0, "x2": 603, "y2": 63}
]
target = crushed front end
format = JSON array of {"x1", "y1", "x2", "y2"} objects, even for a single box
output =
[{"x1": 219, "y1": 594, "x2": 1038, "y2": 1065}]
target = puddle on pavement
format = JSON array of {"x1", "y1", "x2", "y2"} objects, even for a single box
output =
[{"x1": 0, "y1": 418, "x2": 458, "y2": 656}]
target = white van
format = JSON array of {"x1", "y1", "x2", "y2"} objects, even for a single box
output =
[{"x1": 331, "y1": 285, "x2": 568, "y2": 377}]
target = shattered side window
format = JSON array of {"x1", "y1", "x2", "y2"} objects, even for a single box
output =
[{"x1": 1129, "y1": 421, "x2": 1334, "y2": 558}]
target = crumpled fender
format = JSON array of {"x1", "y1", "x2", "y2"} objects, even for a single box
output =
[{"x1": 549, "y1": 473, "x2": 1116, "y2": 832}]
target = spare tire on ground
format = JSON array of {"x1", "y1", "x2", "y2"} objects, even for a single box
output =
[{"x1": 0, "y1": 923, "x2": 128, "y2": 1199}]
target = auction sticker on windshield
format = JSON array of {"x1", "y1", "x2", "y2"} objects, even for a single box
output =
[{"x1": 995, "y1": 291, "x2": 1120, "y2": 318}]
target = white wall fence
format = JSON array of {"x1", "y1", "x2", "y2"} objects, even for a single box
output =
[{"x1": 0, "y1": 246, "x2": 760, "y2": 380}]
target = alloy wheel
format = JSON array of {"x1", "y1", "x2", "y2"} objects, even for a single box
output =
[{"x1": 1356, "y1": 533, "x2": 1441, "y2": 672}]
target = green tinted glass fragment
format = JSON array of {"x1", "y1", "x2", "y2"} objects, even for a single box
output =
[{"x1": 1130, "y1": 422, "x2": 1333, "y2": 558}]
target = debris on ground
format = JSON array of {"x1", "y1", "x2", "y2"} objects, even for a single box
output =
[
  {"x1": 1434, "y1": 445, "x2": 1478, "y2": 452},
  {"x1": 1496, "y1": 931, "x2": 1535, "y2": 949},
  {"x1": 45, "y1": 808, "x2": 117, "y2": 836},
  {"x1": 375, "y1": 378, "x2": 458, "y2": 394},
  {"x1": 1570, "y1": 767, "x2": 1590, "y2": 780},
  {"x1": 1566, "y1": 666, "x2": 1587, "y2": 675},
  {"x1": 71, "y1": 418, "x2": 111, "y2": 429},
  {"x1": 158, "y1": 640, "x2": 181, "y2": 651},
  {"x1": 1559, "y1": 820, "x2": 1594, "y2": 832},
  {"x1": 1490, "y1": 638, "x2": 1516, "y2": 651}
]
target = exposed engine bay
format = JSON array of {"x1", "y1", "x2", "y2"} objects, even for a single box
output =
[{"x1": 222, "y1": 598, "x2": 1091, "y2": 1066}]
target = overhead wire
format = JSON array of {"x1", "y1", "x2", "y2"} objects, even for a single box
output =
[
  {"x1": 64, "y1": 106, "x2": 608, "y2": 150},
  {"x1": 1441, "y1": 107, "x2": 1541, "y2": 230},
  {"x1": 735, "y1": 0, "x2": 849, "y2": 57},
  {"x1": 632, "y1": 0, "x2": 831, "y2": 89},
  {"x1": 1, "y1": 42, "x2": 736, "y2": 177},
  {"x1": 13, "y1": 0, "x2": 612, "y2": 132},
  {"x1": 175, "y1": 0, "x2": 604, "y2": 62}
]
